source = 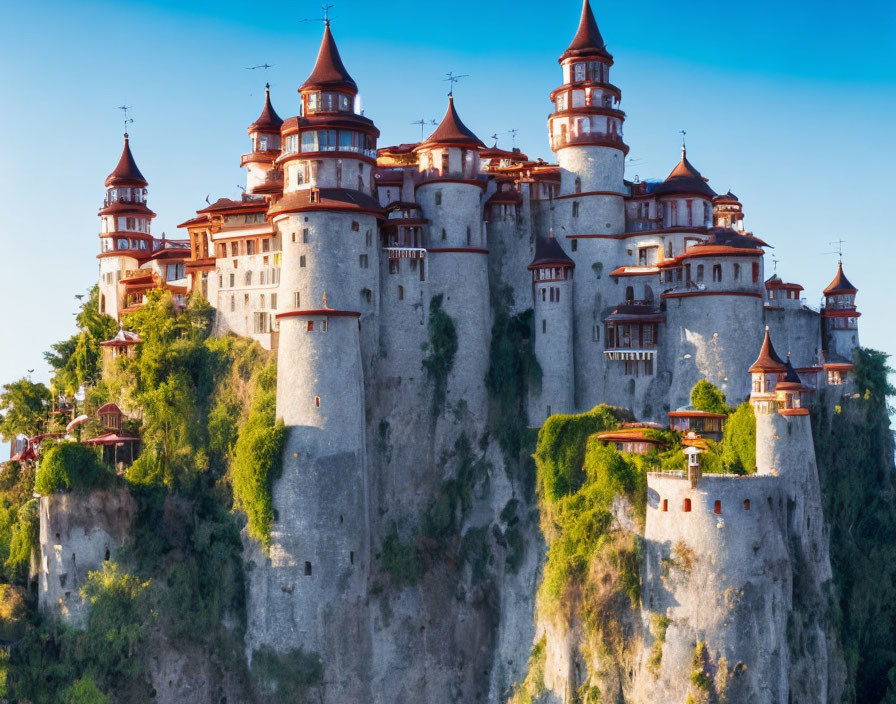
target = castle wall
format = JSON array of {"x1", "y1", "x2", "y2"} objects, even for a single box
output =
[
  {"x1": 765, "y1": 305, "x2": 822, "y2": 370},
  {"x1": 486, "y1": 200, "x2": 535, "y2": 313},
  {"x1": 529, "y1": 275, "x2": 574, "y2": 425},
  {"x1": 640, "y1": 473, "x2": 791, "y2": 703},
  {"x1": 38, "y1": 488, "x2": 136, "y2": 626}
]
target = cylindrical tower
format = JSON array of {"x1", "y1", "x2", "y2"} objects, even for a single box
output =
[
  {"x1": 528, "y1": 234, "x2": 575, "y2": 425},
  {"x1": 245, "y1": 22, "x2": 378, "y2": 701},
  {"x1": 97, "y1": 134, "x2": 156, "y2": 319},
  {"x1": 241, "y1": 83, "x2": 284, "y2": 195},
  {"x1": 821, "y1": 261, "x2": 860, "y2": 383},
  {"x1": 414, "y1": 97, "x2": 491, "y2": 424}
]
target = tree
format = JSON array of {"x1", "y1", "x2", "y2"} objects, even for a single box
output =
[
  {"x1": 690, "y1": 379, "x2": 733, "y2": 415},
  {"x1": 720, "y1": 402, "x2": 756, "y2": 474},
  {"x1": 0, "y1": 378, "x2": 52, "y2": 441}
]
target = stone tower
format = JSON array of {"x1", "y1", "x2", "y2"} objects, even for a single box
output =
[
  {"x1": 242, "y1": 83, "x2": 284, "y2": 196},
  {"x1": 549, "y1": 0, "x2": 628, "y2": 408},
  {"x1": 528, "y1": 233, "x2": 575, "y2": 425},
  {"x1": 245, "y1": 21, "x2": 379, "y2": 701},
  {"x1": 414, "y1": 97, "x2": 491, "y2": 425},
  {"x1": 821, "y1": 261, "x2": 860, "y2": 382},
  {"x1": 97, "y1": 134, "x2": 155, "y2": 318}
]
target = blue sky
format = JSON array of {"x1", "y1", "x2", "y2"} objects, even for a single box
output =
[{"x1": 0, "y1": 0, "x2": 894, "y2": 392}]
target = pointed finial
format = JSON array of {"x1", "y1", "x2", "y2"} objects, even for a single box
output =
[
  {"x1": 444, "y1": 72, "x2": 469, "y2": 98},
  {"x1": 265, "y1": 82, "x2": 270, "y2": 92},
  {"x1": 118, "y1": 104, "x2": 134, "y2": 138},
  {"x1": 679, "y1": 129, "x2": 687, "y2": 156}
]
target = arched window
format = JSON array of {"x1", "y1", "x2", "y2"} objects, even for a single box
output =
[
  {"x1": 661, "y1": 499, "x2": 668, "y2": 512},
  {"x1": 314, "y1": 396, "x2": 320, "y2": 407},
  {"x1": 397, "y1": 285, "x2": 404, "y2": 301},
  {"x1": 361, "y1": 288, "x2": 372, "y2": 304},
  {"x1": 696, "y1": 264, "x2": 704, "y2": 282},
  {"x1": 625, "y1": 286, "x2": 634, "y2": 302},
  {"x1": 712, "y1": 264, "x2": 722, "y2": 282},
  {"x1": 683, "y1": 498, "x2": 692, "y2": 512},
  {"x1": 714, "y1": 500, "x2": 722, "y2": 515},
  {"x1": 743, "y1": 499, "x2": 751, "y2": 511}
]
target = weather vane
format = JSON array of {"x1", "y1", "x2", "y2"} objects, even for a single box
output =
[
  {"x1": 679, "y1": 129, "x2": 687, "y2": 149},
  {"x1": 412, "y1": 118, "x2": 438, "y2": 140},
  {"x1": 118, "y1": 105, "x2": 133, "y2": 136},
  {"x1": 301, "y1": 3, "x2": 334, "y2": 24},
  {"x1": 828, "y1": 239, "x2": 846, "y2": 260},
  {"x1": 444, "y1": 72, "x2": 469, "y2": 98},
  {"x1": 772, "y1": 256, "x2": 781, "y2": 273}
]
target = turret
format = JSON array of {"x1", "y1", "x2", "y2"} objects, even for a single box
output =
[
  {"x1": 749, "y1": 327, "x2": 788, "y2": 415},
  {"x1": 529, "y1": 233, "x2": 575, "y2": 424},
  {"x1": 549, "y1": 0, "x2": 627, "y2": 234},
  {"x1": 247, "y1": 21, "x2": 375, "y2": 700},
  {"x1": 97, "y1": 133, "x2": 156, "y2": 318},
  {"x1": 242, "y1": 84, "x2": 284, "y2": 195},
  {"x1": 821, "y1": 261, "x2": 860, "y2": 384},
  {"x1": 713, "y1": 191, "x2": 744, "y2": 231},
  {"x1": 654, "y1": 147, "x2": 716, "y2": 230}
]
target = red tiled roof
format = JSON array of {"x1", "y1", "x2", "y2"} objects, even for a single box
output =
[
  {"x1": 105, "y1": 136, "x2": 148, "y2": 188},
  {"x1": 96, "y1": 402, "x2": 123, "y2": 415},
  {"x1": 268, "y1": 188, "x2": 383, "y2": 217},
  {"x1": 765, "y1": 275, "x2": 803, "y2": 292},
  {"x1": 823, "y1": 262, "x2": 857, "y2": 295},
  {"x1": 654, "y1": 148, "x2": 716, "y2": 198},
  {"x1": 418, "y1": 97, "x2": 485, "y2": 149},
  {"x1": 560, "y1": 0, "x2": 612, "y2": 63},
  {"x1": 197, "y1": 196, "x2": 267, "y2": 214},
  {"x1": 249, "y1": 84, "x2": 284, "y2": 133},
  {"x1": 300, "y1": 22, "x2": 357, "y2": 93},
  {"x1": 749, "y1": 329, "x2": 788, "y2": 374}
]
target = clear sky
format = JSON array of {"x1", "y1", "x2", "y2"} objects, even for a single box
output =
[{"x1": 0, "y1": 0, "x2": 894, "y2": 392}]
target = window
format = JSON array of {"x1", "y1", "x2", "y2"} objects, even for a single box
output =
[
  {"x1": 230, "y1": 295, "x2": 235, "y2": 312},
  {"x1": 246, "y1": 240, "x2": 255, "y2": 255},
  {"x1": 733, "y1": 263, "x2": 741, "y2": 280},
  {"x1": 743, "y1": 499, "x2": 751, "y2": 511},
  {"x1": 686, "y1": 200, "x2": 693, "y2": 226},
  {"x1": 592, "y1": 325, "x2": 600, "y2": 342},
  {"x1": 260, "y1": 294, "x2": 266, "y2": 309},
  {"x1": 389, "y1": 260, "x2": 398, "y2": 275},
  {"x1": 542, "y1": 319, "x2": 547, "y2": 333},
  {"x1": 302, "y1": 228, "x2": 309, "y2": 243},
  {"x1": 752, "y1": 262, "x2": 760, "y2": 283},
  {"x1": 574, "y1": 176, "x2": 582, "y2": 194},
  {"x1": 572, "y1": 201, "x2": 580, "y2": 218},
  {"x1": 441, "y1": 228, "x2": 446, "y2": 241},
  {"x1": 300, "y1": 255, "x2": 306, "y2": 268},
  {"x1": 712, "y1": 264, "x2": 722, "y2": 282},
  {"x1": 271, "y1": 293, "x2": 277, "y2": 310},
  {"x1": 262, "y1": 238, "x2": 270, "y2": 252},
  {"x1": 683, "y1": 498, "x2": 692, "y2": 512},
  {"x1": 307, "y1": 321, "x2": 314, "y2": 332},
  {"x1": 571, "y1": 240, "x2": 578, "y2": 252},
  {"x1": 696, "y1": 265, "x2": 704, "y2": 282},
  {"x1": 294, "y1": 292, "x2": 301, "y2": 308},
  {"x1": 229, "y1": 273, "x2": 235, "y2": 287},
  {"x1": 231, "y1": 242, "x2": 239, "y2": 257},
  {"x1": 435, "y1": 191, "x2": 442, "y2": 206},
  {"x1": 625, "y1": 286, "x2": 634, "y2": 301},
  {"x1": 714, "y1": 500, "x2": 722, "y2": 514},
  {"x1": 365, "y1": 230, "x2": 372, "y2": 247},
  {"x1": 245, "y1": 271, "x2": 253, "y2": 286},
  {"x1": 419, "y1": 259, "x2": 425, "y2": 281},
  {"x1": 304, "y1": 561, "x2": 312, "y2": 576},
  {"x1": 670, "y1": 201, "x2": 678, "y2": 226},
  {"x1": 662, "y1": 499, "x2": 668, "y2": 512},
  {"x1": 359, "y1": 254, "x2": 368, "y2": 268},
  {"x1": 351, "y1": 221, "x2": 360, "y2": 232},
  {"x1": 397, "y1": 285, "x2": 404, "y2": 300},
  {"x1": 466, "y1": 226, "x2": 471, "y2": 246},
  {"x1": 253, "y1": 312, "x2": 270, "y2": 333},
  {"x1": 165, "y1": 264, "x2": 184, "y2": 281}
]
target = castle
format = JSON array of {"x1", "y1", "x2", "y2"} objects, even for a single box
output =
[{"x1": 89, "y1": 1, "x2": 860, "y2": 698}]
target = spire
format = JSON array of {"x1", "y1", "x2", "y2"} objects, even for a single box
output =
[
  {"x1": 249, "y1": 83, "x2": 284, "y2": 133},
  {"x1": 560, "y1": 0, "x2": 612, "y2": 62},
  {"x1": 419, "y1": 97, "x2": 485, "y2": 148},
  {"x1": 105, "y1": 135, "x2": 147, "y2": 188},
  {"x1": 823, "y1": 261, "x2": 857, "y2": 296},
  {"x1": 749, "y1": 328, "x2": 788, "y2": 374},
  {"x1": 655, "y1": 146, "x2": 716, "y2": 198},
  {"x1": 300, "y1": 21, "x2": 357, "y2": 93}
]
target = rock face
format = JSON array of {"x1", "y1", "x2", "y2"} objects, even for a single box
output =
[{"x1": 37, "y1": 487, "x2": 135, "y2": 626}]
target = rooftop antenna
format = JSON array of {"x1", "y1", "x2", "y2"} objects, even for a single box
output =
[
  {"x1": 412, "y1": 118, "x2": 438, "y2": 140},
  {"x1": 772, "y1": 256, "x2": 781, "y2": 273},
  {"x1": 444, "y1": 71, "x2": 469, "y2": 98},
  {"x1": 828, "y1": 239, "x2": 846, "y2": 260},
  {"x1": 508, "y1": 128, "x2": 519, "y2": 148},
  {"x1": 117, "y1": 105, "x2": 133, "y2": 137}
]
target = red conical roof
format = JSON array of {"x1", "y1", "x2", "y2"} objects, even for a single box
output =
[
  {"x1": 749, "y1": 329, "x2": 788, "y2": 374},
  {"x1": 418, "y1": 97, "x2": 485, "y2": 149},
  {"x1": 655, "y1": 147, "x2": 716, "y2": 198},
  {"x1": 249, "y1": 84, "x2": 283, "y2": 133},
  {"x1": 300, "y1": 22, "x2": 357, "y2": 93},
  {"x1": 105, "y1": 135, "x2": 147, "y2": 188},
  {"x1": 823, "y1": 262, "x2": 857, "y2": 295},
  {"x1": 560, "y1": 0, "x2": 612, "y2": 63}
]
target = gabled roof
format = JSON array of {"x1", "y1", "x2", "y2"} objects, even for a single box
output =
[
  {"x1": 249, "y1": 84, "x2": 283, "y2": 133},
  {"x1": 96, "y1": 402, "x2": 123, "y2": 416},
  {"x1": 654, "y1": 147, "x2": 716, "y2": 198},
  {"x1": 300, "y1": 22, "x2": 357, "y2": 93},
  {"x1": 105, "y1": 135, "x2": 148, "y2": 188},
  {"x1": 528, "y1": 233, "x2": 574, "y2": 269},
  {"x1": 560, "y1": 0, "x2": 612, "y2": 63},
  {"x1": 418, "y1": 97, "x2": 485, "y2": 149},
  {"x1": 823, "y1": 262, "x2": 857, "y2": 295},
  {"x1": 749, "y1": 328, "x2": 788, "y2": 374}
]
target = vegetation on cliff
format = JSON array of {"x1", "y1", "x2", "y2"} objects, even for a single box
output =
[
  {"x1": 422, "y1": 293, "x2": 458, "y2": 411},
  {"x1": 813, "y1": 348, "x2": 896, "y2": 702}
]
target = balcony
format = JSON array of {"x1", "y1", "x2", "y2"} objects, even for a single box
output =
[
  {"x1": 383, "y1": 247, "x2": 426, "y2": 260},
  {"x1": 603, "y1": 348, "x2": 657, "y2": 361}
]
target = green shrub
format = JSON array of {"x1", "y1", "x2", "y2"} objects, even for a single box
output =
[
  {"x1": 721, "y1": 402, "x2": 756, "y2": 474},
  {"x1": 62, "y1": 676, "x2": 109, "y2": 704},
  {"x1": 422, "y1": 294, "x2": 457, "y2": 409},
  {"x1": 4, "y1": 499, "x2": 38, "y2": 583},
  {"x1": 379, "y1": 530, "x2": 424, "y2": 586},
  {"x1": 34, "y1": 442, "x2": 112, "y2": 494},
  {"x1": 690, "y1": 379, "x2": 733, "y2": 415}
]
